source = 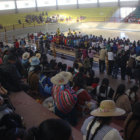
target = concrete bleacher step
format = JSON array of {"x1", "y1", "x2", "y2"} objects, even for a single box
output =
[{"x1": 9, "y1": 91, "x2": 83, "y2": 140}]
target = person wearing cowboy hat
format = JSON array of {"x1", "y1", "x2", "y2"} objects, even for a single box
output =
[
  {"x1": 51, "y1": 72, "x2": 77, "y2": 126},
  {"x1": 28, "y1": 56, "x2": 40, "y2": 73},
  {"x1": 21, "y1": 52, "x2": 30, "y2": 65},
  {"x1": 81, "y1": 100, "x2": 125, "y2": 140},
  {"x1": 35, "y1": 53, "x2": 41, "y2": 59}
]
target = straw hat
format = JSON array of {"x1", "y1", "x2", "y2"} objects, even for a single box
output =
[
  {"x1": 22, "y1": 52, "x2": 30, "y2": 60},
  {"x1": 136, "y1": 56, "x2": 140, "y2": 61},
  {"x1": 36, "y1": 53, "x2": 41, "y2": 59},
  {"x1": 59, "y1": 71, "x2": 72, "y2": 81},
  {"x1": 29, "y1": 56, "x2": 40, "y2": 66},
  {"x1": 91, "y1": 100, "x2": 125, "y2": 117},
  {"x1": 51, "y1": 74, "x2": 68, "y2": 86}
]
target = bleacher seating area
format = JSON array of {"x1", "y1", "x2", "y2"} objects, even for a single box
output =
[
  {"x1": 0, "y1": 7, "x2": 117, "y2": 29},
  {"x1": 124, "y1": 6, "x2": 140, "y2": 23}
]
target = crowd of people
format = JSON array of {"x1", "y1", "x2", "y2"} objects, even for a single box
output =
[
  {"x1": 0, "y1": 28, "x2": 140, "y2": 140},
  {"x1": 124, "y1": 16, "x2": 140, "y2": 24},
  {"x1": 23, "y1": 11, "x2": 86, "y2": 25}
]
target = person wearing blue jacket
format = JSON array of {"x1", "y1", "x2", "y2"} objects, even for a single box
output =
[{"x1": 39, "y1": 71, "x2": 53, "y2": 97}]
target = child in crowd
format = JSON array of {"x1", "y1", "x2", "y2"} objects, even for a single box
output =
[{"x1": 91, "y1": 77, "x2": 100, "y2": 88}]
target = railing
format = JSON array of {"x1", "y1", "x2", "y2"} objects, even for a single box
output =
[{"x1": 0, "y1": 17, "x2": 116, "y2": 33}]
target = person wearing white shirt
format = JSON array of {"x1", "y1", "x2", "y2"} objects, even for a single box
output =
[
  {"x1": 107, "y1": 49, "x2": 114, "y2": 75},
  {"x1": 125, "y1": 44, "x2": 129, "y2": 52}
]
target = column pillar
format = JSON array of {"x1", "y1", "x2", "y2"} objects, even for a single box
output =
[
  {"x1": 14, "y1": 0, "x2": 18, "y2": 13},
  {"x1": 97, "y1": 0, "x2": 100, "y2": 7},
  {"x1": 118, "y1": 0, "x2": 120, "y2": 7},
  {"x1": 77, "y1": 0, "x2": 79, "y2": 9},
  {"x1": 56, "y1": 0, "x2": 58, "y2": 10},
  {"x1": 35, "y1": 0, "x2": 38, "y2": 12}
]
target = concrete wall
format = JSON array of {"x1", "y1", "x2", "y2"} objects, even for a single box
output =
[{"x1": 0, "y1": 1, "x2": 138, "y2": 15}]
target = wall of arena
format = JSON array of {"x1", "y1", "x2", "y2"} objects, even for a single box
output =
[{"x1": 0, "y1": 1, "x2": 138, "y2": 15}]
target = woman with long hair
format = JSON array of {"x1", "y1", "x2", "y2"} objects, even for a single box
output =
[
  {"x1": 126, "y1": 85, "x2": 139, "y2": 105},
  {"x1": 91, "y1": 78, "x2": 114, "y2": 104},
  {"x1": 73, "y1": 73, "x2": 91, "y2": 115},
  {"x1": 81, "y1": 100, "x2": 125, "y2": 140},
  {"x1": 124, "y1": 102, "x2": 140, "y2": 140},
  {"x1": 114, "y1": 84, "x2": 132, "y2": 115}
]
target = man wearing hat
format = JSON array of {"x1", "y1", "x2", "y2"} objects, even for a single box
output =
[
  {"x1": 22, "y1": 52, "x2": 30, "y2": 65},
  {"x1": 81, "y1": 100, "x2": 125, "y2": 140},
  {"x1": 51, "y1": 72, "x2": 77, "y2": 126}
]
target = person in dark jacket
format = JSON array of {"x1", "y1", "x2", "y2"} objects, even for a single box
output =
[{"x1": 120, "y1": 51, "x2": 129, "y2": 80}]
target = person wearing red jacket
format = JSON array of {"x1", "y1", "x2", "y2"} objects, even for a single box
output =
[
  {"x1": 73, "y1": 73, "x2": 91, "y2": 114},
  {"x1": 14, "y1": 39, "x2": 19, "y2": 49}
]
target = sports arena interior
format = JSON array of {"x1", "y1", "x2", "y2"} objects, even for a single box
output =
[{"x1": 0, "y1": 0, "x2": 140, "y2": 140}]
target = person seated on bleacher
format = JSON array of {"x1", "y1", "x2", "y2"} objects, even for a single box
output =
[
  {"x1": 51, "y1": 72, "x2": 77, "y2": 126},
  {"x1": 2, "y1": 48, "x2": 10, "y2": 64},
  {"x1": 0, "y1": 113, "x2": 26, "y2": 140},
  {"x1": 91, "y1": 78, "x2": 114, "y2": 104},
  {"x1": 28, "y1": 65, "x2": 41, "y2": 97},
  {"x1": 21, "y1": 52, "x2": 30, "y2": 72},
  {"x1": 81, "y1": 100, "x2": 125, "y2": 140},
  {"x1": 114, "y1": 84, "x2": 132, "y2": 116},
  {"x1": 28, "y1": 56, "x2": 40, "y2": 73},
  {"x1": 124, "y1": 102, "x2": 140, "y2": 140},
  {"x1": 73, "y1": 72, "x2": 92, "y2": 115},
  {"x1": 126, "y1": 85, "x2": 139, "y2": 105},
  {"x1": 39, "y1": 70, "x2": 54, "y2": 97},
  {"x1": 24, "y1": 119, "x2": 73, "y2": 140},
  {"x1": 0, "y1": 55, "x2": 27, "y2": 92},
  {"x1": 0, "y1": 95, "x2": 13, "y2": 119}
]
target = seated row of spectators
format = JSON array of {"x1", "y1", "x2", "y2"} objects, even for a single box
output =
[{"x1": 0, "y1": 27, "x2": 140, "y2": 140}]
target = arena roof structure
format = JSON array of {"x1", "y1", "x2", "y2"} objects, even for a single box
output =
[{"x1": 0, "y1": 0, "x2": 139, "y2": 13}]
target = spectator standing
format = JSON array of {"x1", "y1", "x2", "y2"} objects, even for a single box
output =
[
  {"x1": 99, "y1": 46, "x2": 107, "y2": 73},
  {"x1": 88, "y1": 48, "x2": 96, "y2": 68},
  {"x1": 107, "y1": 48, "x2": 114, "y2": 75},
  {"x1": 14, "y1": 39, "x2": 19, "y2": 49}
]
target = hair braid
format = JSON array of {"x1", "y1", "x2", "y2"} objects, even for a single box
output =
[
  {"x1": 129, "y1": 122, "x2": 140, "y2": 140},
  {"x1": 90, "y1": 118, "x2": 109, "y2": 140},
  {"x1": 86, "y1": 118, "x2": 97, "y2": 140},
  {"x1": 124, "y1": 115, "x2": 140, "y2": 140},
  {"x1": 124, "y1": 115, "x2": 134, "y2": 140}
]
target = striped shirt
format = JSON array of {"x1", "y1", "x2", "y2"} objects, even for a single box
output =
[{"x1": 52, "y1": 85, "x2": 77, "y2": 114}]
